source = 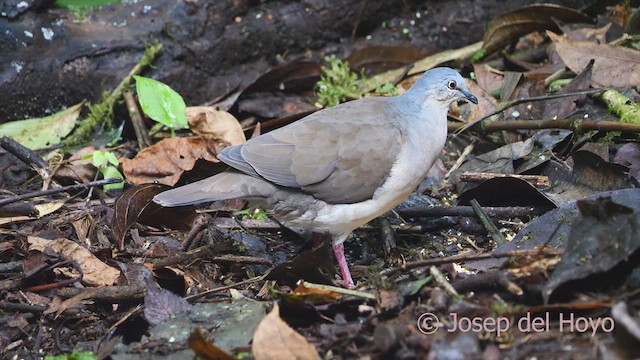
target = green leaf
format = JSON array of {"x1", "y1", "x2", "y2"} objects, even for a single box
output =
[
  {"x1": 104, "y1": 151, "x2": 119, "y2": 166},
  {"x1": 91, "y1": 150, "x2": 107, "y2": 168},
  {"x1": 134, "y1": 75, "x2": 188, "y2": 130},
  {"x1": 0, "y1": 102, "x2": 82, "y2": 149},
  {"x1": 99, "y1": 166, "x2": 124, "y2": 190}
]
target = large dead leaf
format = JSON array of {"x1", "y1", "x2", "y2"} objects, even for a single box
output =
[
  {"x1": 0, "y1": 102, "x2": 82, "y2": 149},
  {"x1": 186, "y1": 107, "x2": 246, "y2": 146},
  {"x1": 111, "y1": 184, "x2": 196, "y2": 249},
  {"x1": 252, "y1": 303, "x2": 320, "y2": 360},
  {"x1": 547, "y1": 31, "x2": 640, "y2": 88},
  {"x1": 121, "y1": 135, "x2": 229, "y2": 185},
  {"x1": 543, "y1": 197, "x2": 640, "y2": 303},
  {"x1": 481, "y1": 4, "x2": 592, "y2": 56},
  {"x1": 27, "y1": 237, "x2": 119, "y2": 287}
]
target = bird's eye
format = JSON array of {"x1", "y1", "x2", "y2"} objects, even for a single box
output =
[{"x1": 447, "y1": 80, "x2": 456, "y2": 90}]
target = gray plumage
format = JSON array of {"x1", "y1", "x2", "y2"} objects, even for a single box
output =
[{"x1": 154, "y1": 67, "x2": 478, "y2": 287}]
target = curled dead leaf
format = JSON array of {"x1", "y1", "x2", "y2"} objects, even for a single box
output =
[
  {"x1": 252, "y1": 303, "x2": 320, "y2": 360},
  {"x1": 481, "y1": 4, "x2": 592, "y2": 56},
  {"x1": 121, "y1": 135, "x2": 229, "y2": 186},
  {"x1": 111, "y1": 183, "x2": 196, "y2": 249},
  {"x1": 186, "y1": 106, "x2": 246, "y2": 146}
]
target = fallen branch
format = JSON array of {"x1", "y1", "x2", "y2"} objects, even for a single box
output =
[{"x1": 449, "y1": 118, "x2": 640, "y2": 134}]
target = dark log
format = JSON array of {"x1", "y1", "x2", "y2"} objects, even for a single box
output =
[{"x1": 0, "y1": 0, "x2": 598, "y2": 120}]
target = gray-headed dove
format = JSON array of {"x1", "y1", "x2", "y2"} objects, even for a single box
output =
[{"x1": 154, "y1": 67, "x2": 478, "y2": 288}]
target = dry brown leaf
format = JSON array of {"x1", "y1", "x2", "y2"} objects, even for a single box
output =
[
  {"x1": 252, "y1": 303, "x2": 320, "y2": 360},
  {"x1": 187, "y1": 106, "x2": 246, "y2": 146},
  {"x1": 473, "y1": 65, "x2": 503, "y2": 96},
  {"x1": 188, "y1": 327, "x2": 236, "y2": 360},
  {"x1": 547, "y1": 31, "x2": 640, "y2": 88},
  {"x1": 111, "y1": 183, "x2": 195, "y2": 249},
  {"x1": 54, "y1": 146, "x2": 97, "y2": 184},
  {"x1": 464, "y1": 80, "x2": 499, "y2": 123},
  {"x1": 121, "y1": 135, "x2": 229, "y2": 185},
  {"x1": 27, "y1": 237, "x2": 119, "y2": 286}
]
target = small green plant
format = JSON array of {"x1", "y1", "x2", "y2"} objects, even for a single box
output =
[
  {"x1": 45, "y1": 350, "x2": 98, "y2": 360},
  {"x1": 315, "y1": 55, "x2": 363, "y2": 107},
  {"x1": 315, "y1": 55, "x2": 398, "y2": 108},
  {"x1": 134, "y1": 75, "x2": 189, "y2": 136},
  {"x1": 83, "y1": 149, "x2": 124, "y2": 190},
  {"x1": 234, "y1": 208, "x2": 270, "y2": 220}
]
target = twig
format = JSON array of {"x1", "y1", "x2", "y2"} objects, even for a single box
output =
[
  {"x1": 0, "y1": 178, "x2": 122, "y2": 208},
  {"x1": 0, "y1": 136, "x2": 59, "y2": 190},
  {"x1": 181, "y1": 215, "x2": 211, "y2": 251},
  {"x1": 454, "y1": 88, "x2": 608, "y2": 134},
  {"x1": 449, "y1": 118, "x2": 640, "y2": 134},
  {"x1": 124, "y1": 91, "x2": 152, "y2": 149},
  {"x1": 185, "y1": 275, "x2": 266, "y2": 301},
  {"x1": 470, "y1": 199, "x2": 506, "y2": 246},
  {"x1": 380, "y1": 248, "x2": 564, "y2": 277},
  {"x1": 444, "y1": 140, "x2": 476, "y2": 180},
  {"x1": 430, "y1": 266, "x2": 459, "y2": 297},
  {"x1": 153, "y1": 242, "x2": 270, "y2": 270},
  {"x1": 459, "y1": 172, "x2": 550, "y2": 187},
  {"x1": 301, "y1": 281, "x2": 377, "y2": 300}
]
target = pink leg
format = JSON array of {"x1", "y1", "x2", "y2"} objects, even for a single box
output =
[{"x1": 332, "y1": 242, "x2": 355, "y2": 289}]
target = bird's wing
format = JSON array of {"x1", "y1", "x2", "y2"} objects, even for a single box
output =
[{"x1": 220, "y1": 98, "x2": 405, "y2": 204}]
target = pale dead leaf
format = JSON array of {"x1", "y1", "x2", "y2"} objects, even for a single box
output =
[
  {"x1": 252, "y1": 303, "x2": 320, "y2": 360},
  {"x1": 0, "y1": 201, "x2": 64, "y2": 226},
  {"x1": 547, "y1": 31, "x2": 640, "y2": 88},
  {"x1": 187, "y1": 106, "x2": 246, "y2": 146},
  {"x1": 28, "y1": 237, "x2": 119, "y2": 286},
  {"x1": 121, "y1": 135, "x2": 229, "y2": 185}
]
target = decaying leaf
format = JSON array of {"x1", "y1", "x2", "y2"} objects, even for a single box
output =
[
  {"x1": 481, "y1": 4, "x2": 592, "y2": 56},
  {"x1": 0, "y1": 102, "x2": 82, "y2": 149},
  {"x1": 54, "y1": 146, "x2": 97, "y2": 184},
  {"x1": 252, "y1": 303, "x2": 320, "y2": 360},
  {"x1": 111, "y1": 184, "x2": 196, "y2": 249},
  {"x1": 186, "y1": 106, "x2": 246, "y2": 146},
  {"x1": 27, "y1": 236, "x2": 120, "y2": 287},
  {"x1": 188, "y1": 327, "x2": 236, "y2": 360},
  {"x1": 121, "y1": 135, "x2": 229, "y2": 185},
  {"x1": 548, "y1": 31, "x2": 640, "y2": 88},
  {"x1": 543, "y1": 197, "x2": 640, "y2": 303},
  {"x1": 144, "y1": 281, "x2": 191, "y2": 326}
]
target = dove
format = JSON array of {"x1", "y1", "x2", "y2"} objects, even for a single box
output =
[{"x1": 154, "y1": 67, "x2": 477, "y2": 288}]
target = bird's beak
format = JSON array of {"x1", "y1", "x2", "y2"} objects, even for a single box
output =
[{"x1": 459, "y1": 89, "x2": 478, "y2": 104}]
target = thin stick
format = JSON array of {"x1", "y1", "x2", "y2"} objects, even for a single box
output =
[
  {"x1": 470, "y1": 199, "x2": 506, "y2": 246},
  {"x1": 380, "y1": 248, "x2": 564, "y2": 277},
  {"x1": 0, "y1": 178, "x2": 122, "y2": 208}
]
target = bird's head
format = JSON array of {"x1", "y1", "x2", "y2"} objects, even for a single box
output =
[{"x1": 406, "y1": 67, "x2": 478, "y2": 107}]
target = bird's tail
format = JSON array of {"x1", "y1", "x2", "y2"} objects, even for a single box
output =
[{"x1": 153, "y1": 171, "x2": 277, "y2": 207}]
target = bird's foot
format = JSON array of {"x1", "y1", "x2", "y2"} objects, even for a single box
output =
[{"x1": 332, "y1": 242, "x2": 355, "y2": 289}]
